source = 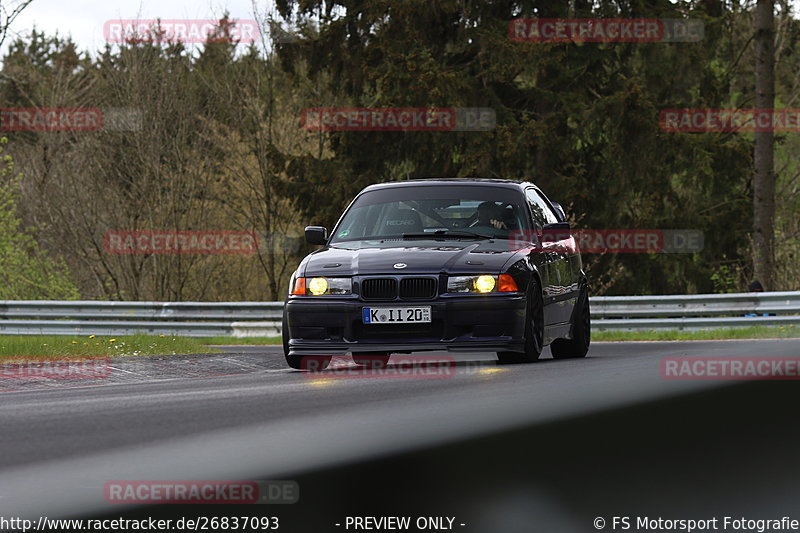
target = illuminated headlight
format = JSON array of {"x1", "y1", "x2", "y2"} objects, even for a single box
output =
[
  {"x1": 307, "y1": 277, "x2": 328, "y2": 295},
  {"x1": 474, "y1": 275, "x2": 496, "y2": 292},
  {"x1": 447, "y1": 274, "x2": 518, "y2": 293},
  {"x1": 292, "y1": 277, "x2": 352, "y2": 295},
  {"x1": 448, "y1": 275, "x2": 496, "y2": 293}
]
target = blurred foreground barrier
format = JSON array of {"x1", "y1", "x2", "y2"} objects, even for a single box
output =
[{"x1": 0, "y1": 292, "x2": 798, "y2": 336}]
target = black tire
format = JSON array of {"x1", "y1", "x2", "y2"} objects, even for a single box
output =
[
  {"x1": 497, "y1": 277, "x2": 544, "y2": 364},
  {"x1": 283, "y1": 307, "x2": 331, "y2": 371},
  {"x1": 550, "y1": 284, "x2": 590, "y2": 359},
  {"x1": 352, "y1": 353, "x2": 391, "y2": 369}
]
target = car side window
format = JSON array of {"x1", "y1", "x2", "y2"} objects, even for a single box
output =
[{"x1": 525, "y1": 188, "x2": 558, "y2": 227}]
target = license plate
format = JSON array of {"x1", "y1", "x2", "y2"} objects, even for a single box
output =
[{"x1": 362, "y1": 306, "x2": 432, "y2": 324}]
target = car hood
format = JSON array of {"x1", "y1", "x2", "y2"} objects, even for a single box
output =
[{"x1": 302, "y1": 240, "x2": 521, "y2": 276}]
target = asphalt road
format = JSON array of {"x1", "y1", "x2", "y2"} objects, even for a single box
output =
[{"x1": 1, "y1": 340, "x2": 799, "y2": 526}]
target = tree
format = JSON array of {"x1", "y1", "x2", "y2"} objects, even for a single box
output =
[
  {"x1": 272, "y1": 0, "x2": 753, "y2": 295},
  {"x1": 2, "y1": 22, "x2": 313, "y2": 301},
  {"x1": 0, "y1": 138, "x2": 79, "y2": 299},
  {"x1": 753, "y1": 0, "x2": 776, "y2": 289},
  {"x1": 0, "y1": 0, "x2": 33, "y2": 49}
]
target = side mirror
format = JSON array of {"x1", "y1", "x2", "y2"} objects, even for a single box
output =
[
  {"x1": 541, "y1": 222, "x2": 571, "y2": 244},
  {"x1": 550, "y1": 202, "x2": 567, "y2": 223},
  {"x1": 541, "y1": 222, "x2": 573, "y2": 252},
  {"x1": 543, "y1": 222, "x2": 570, "y2": 231},
  {"x1": 304, "y1": 226, "x2": 328, "y2": 245}
]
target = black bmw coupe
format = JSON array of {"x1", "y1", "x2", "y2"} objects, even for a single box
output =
[{"x1": 283, "y1": 178, "x2": 589, "y2": 370}]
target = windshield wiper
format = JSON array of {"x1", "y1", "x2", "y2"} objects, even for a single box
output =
[{"x1": 400, "y1": 230, "x2": 493, "y2": 240}]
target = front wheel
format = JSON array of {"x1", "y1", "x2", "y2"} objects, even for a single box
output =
[
  {"x1": 497, "y1": 278, "x2": 544, "y2": 364},
  {"x1": 550, "y1": 284, "x2": 590, "y2": 359},
  {"x1": 283, "y1": 307, "x2": 331, "y2": 371}
]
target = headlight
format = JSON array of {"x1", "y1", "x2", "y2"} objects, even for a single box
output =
[
  {"x1": 474, "y1": 275, "x2": 496, "y2": 293},
  {"x1": 447, "y1": 274, "x2": 519, "y2": 293},
  {"x1": 307, "y1": 277, "x2": 328, "y2": 295},
  {"x1": 291, "y1": 277, "x2": 352, "y2": 295}
]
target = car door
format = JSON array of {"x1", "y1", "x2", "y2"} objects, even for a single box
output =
[
  {"x1": 524, "y1": 188, "x2": 558, "y2": 325},
  {"x1": 524, "y1": 188, "x2": 575, "y2": 326},
  {"x1": 535, "y1": 189, "x2": 583, "y2": 306}
]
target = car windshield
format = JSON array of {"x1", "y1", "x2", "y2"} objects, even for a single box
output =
[{"x1": 329, "y1": 185, "x2": 530, "y2": 242}]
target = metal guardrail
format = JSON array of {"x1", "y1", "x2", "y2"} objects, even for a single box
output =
[
  {"x1": 0, "y1": 292, "x2": 798, "y2": 336},
  {"x1": 591, "y1": 291, "x2": 800, "y2": 331},
  {"x1": 0, "y1": 301, "x2": 283, "y2": 337},
  {"x1": 0, "y1": 301, "x2": 284, "y2": 320}
]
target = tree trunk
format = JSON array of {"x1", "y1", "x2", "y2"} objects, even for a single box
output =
[{"x1": 753, "y1": 0, "x2": 776, "y2": 290}]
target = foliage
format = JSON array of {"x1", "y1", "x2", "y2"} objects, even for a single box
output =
[
  {"x1": 0, "y1": 3, "x2": 798, "y2": 298},
  {"x1": 273, "y1": 0, "x2": 757, "y2": 294},
  {"x1": 0, "y1": 138, "x2": 79, "y2": 299}
]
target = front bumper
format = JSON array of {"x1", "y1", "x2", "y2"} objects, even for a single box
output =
[{"x1": 285, "y1": 295, "x2": 527, "y2": 356}]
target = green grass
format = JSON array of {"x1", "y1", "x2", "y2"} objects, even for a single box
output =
[
  {"x1": 0, "y1": 334, "x2": 220, "y2": 361},
  {"x1": 593, "y1": 325, "x2": 800, "y2": 342},
  {"x1": 1, "y1": 326, "x2": 795, "y2": 361}
]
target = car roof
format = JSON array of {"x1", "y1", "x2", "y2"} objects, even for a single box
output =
[{"x1": 361, "y1": 178, "x2": 536, "y2": 192}]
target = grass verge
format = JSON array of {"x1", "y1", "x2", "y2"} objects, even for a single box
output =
[
  {"x1": 1, "y1": 326, "x2": 797, "y2": 361},
  {"x1": 0, "y1": 335, "x2": 220, "y2": 361},
  {"x1": 593, "y1": 325, "x2": 800, "y2": 342}
]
